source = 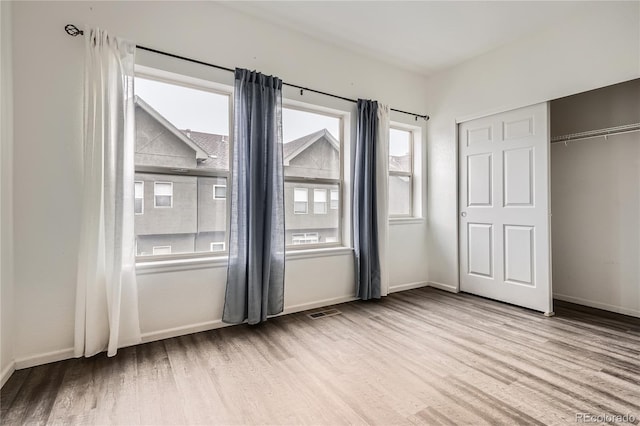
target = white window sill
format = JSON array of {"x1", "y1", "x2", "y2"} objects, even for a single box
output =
[
  {"x1": 135, "y1": 247, "x2": 353, "y2": 275},
  {"x1": 285, "y1": 246, "x2": 353, "y2": 261},
  {"x1": 389, "y1": 217, "x2": 425, "y2": 225},
  {"x1": 136, "y1": 255, "x2": 228, "y2": 275}
]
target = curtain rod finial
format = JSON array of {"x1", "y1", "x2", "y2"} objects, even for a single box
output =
[{"x1": 65, "y1": 24, "x2": 84, "y2": 37}]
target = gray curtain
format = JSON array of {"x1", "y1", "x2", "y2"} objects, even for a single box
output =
[
  {"x1": 223, "y1": 69, "x2": 285, "y2": 324},
  {"x1": 353, "y1": 99, "x2": 381, "y2": 300}
]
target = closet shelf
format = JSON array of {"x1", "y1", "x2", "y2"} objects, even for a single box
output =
[{"x1": 551, "y1": 122, "x2": 640, "y2": 144}]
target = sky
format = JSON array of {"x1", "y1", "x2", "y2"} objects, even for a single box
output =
[{"x1": 135, "y1": 77, "x2": 409, "y2": 156}]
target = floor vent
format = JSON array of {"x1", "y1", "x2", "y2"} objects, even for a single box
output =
[{"x1": 307, "y1": 308, "x2": 342, "y2": 320}]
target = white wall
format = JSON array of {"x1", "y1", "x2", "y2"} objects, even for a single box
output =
[
  {"x1": 11, "y1": 1, "x2": 429, "y2": 367},
  {"x1": 550, "y1": 80, "x2": 640, "y2": 317},
  {"x1": 425, "y1": 1, "x2": 640, "y2": 292},
  {"x1": 1, "y1": 0, "x2": 15, "y2": 386}
]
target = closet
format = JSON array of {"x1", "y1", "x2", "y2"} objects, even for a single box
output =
[{"x1": 550, "y1": 79, "x2": 640, "y2": 318}]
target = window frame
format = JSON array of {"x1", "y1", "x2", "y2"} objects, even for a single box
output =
[
  {"x1": 388, "y1": 126, "x2": 415, "y2": 219},
  {"x1": 330, "y1": 189, "x2": 339, "y2": 210},
  {"x1": 313, "y1": 188, "x2": 328, "y2": 214},
  {"x1": 282, "y1": 102, "x2": 346, "y2": 251},
  {"x1": 134, "y1": 68, "x2": 233, "y2": 263},
  {"x1": 134, "y1": 181, "x2": 144, "y2": 215},
  {"x1": 293, "y1": 187, "x2": 309, "y2": 215},
  {"x1": 153, "y1": 181, "x2": 174, "y2": 209}
]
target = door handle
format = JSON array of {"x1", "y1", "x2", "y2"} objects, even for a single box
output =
[{"x1": 461, "y1": 212, "x2": 467, "y2": 217}]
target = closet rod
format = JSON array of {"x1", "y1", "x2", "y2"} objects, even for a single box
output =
[
  {"x1": 64, "y1": 24, "x2": 430, "y2": 121},
  {"x1": 550, "y1": 122, "x2": 640, "y2": 144}
]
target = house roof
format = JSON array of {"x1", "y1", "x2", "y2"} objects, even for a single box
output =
[
  {"x1": 283, "y1": 128, "x2": 339, "y2": 165},
  {"x1": 185, "y1": 131, "x2": 229, "y2": 170},
  {"x1": 134, "y1": 96, "x2": 210, "y2": 161}
]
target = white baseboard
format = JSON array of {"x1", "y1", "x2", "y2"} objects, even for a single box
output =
[
  {"x1": 1, "y1": 361, "x2": 15, "y2": 388},
  {"x1": 142, "y1": 295, "x2": 360, "y2": 344},
  {"x1": 389, "y1": 281, "x2": 428, "y2": 293},
  {"x1": 142, "y1": 319, "x2": 227, "y2": 344},
  {"x1": 428, "y1": 281, "x2": 459, "y2": 293},
  {"x1": 15, "y1": 347, "x2": 74, "y2": 370},
  {"x1": 281, "y1": 295, "x2": 358, "y2": 315},
  {"x1": 554, "y1": 293, "x2": 640, "y2": 318}
]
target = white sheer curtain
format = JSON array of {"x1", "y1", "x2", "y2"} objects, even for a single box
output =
[
  {"x1": 75, "y1": 28, "x2": 140, "y2": 357},
  {"x1": 376, "y1": 104, "x2": 390, "y2": 296}
]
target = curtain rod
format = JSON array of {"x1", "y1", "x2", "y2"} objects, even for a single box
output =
[
  {"x1": 64, "y1": 24, "x2": 430, "y2": 121},
  {"x1": 550, "y1": 123, "x2": 640, "y2": 144}
]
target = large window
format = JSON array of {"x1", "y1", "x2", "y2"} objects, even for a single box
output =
[
  {"x1": 283, "y1": 106, "x2": 342, "y2": 247},
  {"x1": 389, "y1": 127, "x2": 413, "y2": 217},
  {"x1": 134, "y1": 74, "x2": 230, "y2": 258}
]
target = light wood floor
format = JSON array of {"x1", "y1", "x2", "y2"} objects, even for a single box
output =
[{"x1": 2, "y1": 288, "x2": 639, "y2": 425}]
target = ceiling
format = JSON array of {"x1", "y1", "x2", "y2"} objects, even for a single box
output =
[{"x1": 224, "y1": 1, "x2": 586, "y2": 77}]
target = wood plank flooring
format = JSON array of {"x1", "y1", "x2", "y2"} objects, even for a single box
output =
[{"x1": 2, "y1": 288, "x2": 639, "y2": 425}]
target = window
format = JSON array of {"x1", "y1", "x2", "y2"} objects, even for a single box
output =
[
  {"x1": 134, "y1": 73, "x2": 231, "y2": 258},
  {"x1": 293, "y1": 188, "x2": 308, "y2": 214},
  {"x1": 292, "y1": 233, "x2": 319, "y2": 245},
  {"x1": 389, "y1": 127, "x2": 413, "y2": 217},
  {"x1": 330, "y1": 189, "x2": 339, "y2": 210},
  {"x1": 154, "y1": 182, "x2": 173, "y2": 208},
  {"x1": 134, "y1": 181, "x2": 144, "y2": 215},
  {"x1": 313, "y1": 189, "x2": 327, "y2": 214},
  {"x1": 284, "y1": 106, "x2": 343, "y2": 248},
  {"x1": 210, "y1": 242, "x2": 225, "y2": 252},
  {"x1": 213, "y1": 185, "x2": 226, "y2": 200},
  {"x1": 152, "y1": 246, "x2": 172, "y2": 255}
]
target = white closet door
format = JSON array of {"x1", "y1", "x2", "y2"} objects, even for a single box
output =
[{"x1": 459, "y1": 103, "x2": 553, "y2": 314}]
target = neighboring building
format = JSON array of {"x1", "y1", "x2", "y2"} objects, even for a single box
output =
[{"x1": 134, "y1": 97, "x2": 353, "y2": 255}]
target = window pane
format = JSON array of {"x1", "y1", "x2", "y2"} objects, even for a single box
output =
[
  {"x1": 286, "y1": 182, "x2": 339, "y2": 246},
  {"x1": 134, "y1": 181, "x2": 144, "y2": 214},
  {"x1": 330, "y1": 190, "x2": 339, "y2": 209},
  {"x1": 389, "y1": 128, "x2": 411, "y2": 173},
  {"x1": 152, "y1": 246, "x2": 171, "y2": 255},
  {"x1": 155, "y1": 182, "x2": 172, "y2": 196},
  {"x1": 210, "y1": 242, "x2": 225, "y2": 252},
  {"x1": 314, "y1": 189, "x2": 327, "y2": 214},
  {"x1": 135, "y1": 173, "x2": 227, "y2": 257},
  {"x1": 213, "y1": 185, "x2": 226, "y2": 199},
  {"x1": 134, "y1": 181, "x2": 144, "y2": 198},
  {"x1": 283, "y1": 108, "x2": 341, "y2": 180},
  {"x1": 134, "y1": 77, "x2": 230, "y2": 171},
  {"x1": 293, "y1": 188, "x2": 308, "y2": 214},
  {"x1": 389, "y1": 175, "x2": 411, "y2": 216}
]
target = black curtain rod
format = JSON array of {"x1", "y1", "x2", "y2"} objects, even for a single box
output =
[{"x1": 64, "y1": 24, "x2": 430, "y2": 121}]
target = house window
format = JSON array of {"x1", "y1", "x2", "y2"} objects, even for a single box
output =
[
  {"x1": 134, "y1": 181, "x2": 144, "y2": 215},
  {"x1": 292, "y1": 233, "x2": 319, "y2": 245},
  {"x1": 213, "y1": 185, "x2": 226, "y2": 200},
  {"x1": 293, "y1": 188, "x2": 308, "y2": 214},
  {"x1": 389, "y1": 127, "x2": 413, "y2": 217},
  {"x1": 330, "y1": 189, "x2": 339, "y2": 210},
  {"x1": 210, "y1": 242, "x2": 225, "y2": 252},
  {"x1": 152, "y1": 246, "x2": 172, "y2": 255},
  {"x1": 134, "y1": 73, "x2": 231, "y2": 259},
  {"x1": 314, "y1": 189, "x2": 327, "y2": 214},
  {"x1": 154, "y1": 182, "x2": 173, "y2": 208},
  {"x1": 283, "y1": 105, "x2": 343, "y2": 248}
]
